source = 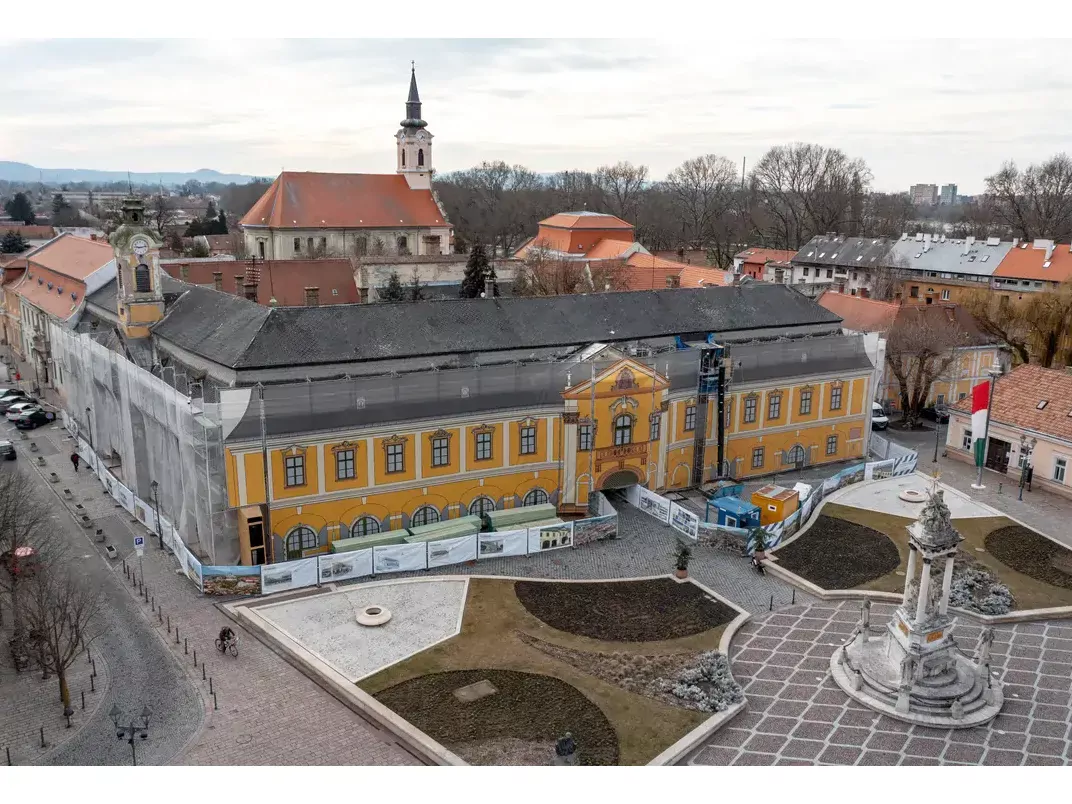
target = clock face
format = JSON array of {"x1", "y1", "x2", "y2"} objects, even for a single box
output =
[{"x1": 132, "y1": 238, "x2": 149, "y2": 257}]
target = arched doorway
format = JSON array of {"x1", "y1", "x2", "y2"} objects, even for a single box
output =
[{"x1": 598, "y1": 467, "x2": 642, "y2": 490}]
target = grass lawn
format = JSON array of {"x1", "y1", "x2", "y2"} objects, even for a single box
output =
[
  {"x1": 775, "y1": 502, "x2": 1072, "y2": 611},
  {"x1": 359, "y1": 578, "x2": 734, "y2": 766}
]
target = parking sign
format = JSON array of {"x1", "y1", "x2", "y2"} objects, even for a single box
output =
[{"x1": 134, "y1": 535, "x2": 145, "y2": 556}]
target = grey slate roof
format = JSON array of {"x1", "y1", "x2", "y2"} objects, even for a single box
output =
[
  {"x1": 886, "y1": 236, "x2": 1012, "y2": 278},
  {"x1": 227, "y1": 334, "x2": 873, "y2": 442},
  {"x1": 153, "y1": 282, "x2": 843, "y2": 371},
  {"x1": 792, "y1": 235, "x2": 895, "y2": 269}
]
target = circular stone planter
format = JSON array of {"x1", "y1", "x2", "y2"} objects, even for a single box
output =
[
  {"x1": 898, "y1": 489, "x2": 927, "y2": 503},
  {"x1": 356, "y1": 605, "x2": 392, "y2": 627}
]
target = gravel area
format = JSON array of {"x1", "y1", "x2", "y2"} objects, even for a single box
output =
[
  {"x1": 833, "y1": 474, "x2": 994, "y2": 519},
  {"x1": 258, "y1": 579, "x2": 467, "y2": 681}
]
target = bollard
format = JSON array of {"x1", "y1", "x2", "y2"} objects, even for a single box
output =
[
  {"x1": 175, "y1": 627, "x2": 180, "y2": 645},
  {"x1": 91, "y1": 659, "x2": 96, "y2": 677},
  {"x1": 184, "y1": 638, "x2": 188, "y2": 655},
  {"x1": 212, "y1": 692, "x2": 217, "y2": 711},
  {"x1": 202, "y1": 663, "x2": 206, "y2": 681},
  {"x1": 792, "y1": 588, "x2": 796, "y2": 605},
  {"x1": 158, "y1": 607, "x2": 162, "y2": 624},
  {"x1": 65, "y1": 712, "x2": 72, "y2": 729},
  {"x1": 151, "y1": 596, "x2": 155, "y2": 612},
  {"x1": 87, "y1": 647, "x2": 92, "y2": 664},
  {"x1": 40, "y1": 727, "x2": 46, "y2": 748},
  {"x1": 209, "y1": 677, "x2": 213, "y2": 695},
  {"x1": 167, "y1": 615, "x2": 171, "y2": 634},
  {"x1": 769, "y1": 594, "x2": 774, "y2": 612},
  {"x1": 193, "y1": 649, "x2": 197, "y2": 667},
  {"x1": 81, "y1": 691, "x2": 85, "y2": 710},
  {"x1": 90, "y1": 675, "x2": 95, "y2": 692},
  {"x1": 5, "y1": 746, "x2": 10, "y2": 766},
  {"x1": 998, "y1": 483, "x2": 1003, "y2": 495}
]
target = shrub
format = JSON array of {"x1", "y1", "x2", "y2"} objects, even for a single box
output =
[{"x1": 659, "y1": 651, "x2": 743, "y2": 713}]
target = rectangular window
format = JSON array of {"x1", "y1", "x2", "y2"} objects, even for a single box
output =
[
  {"x1": 825, "y1": 268, "x2": 833, "y2": 279},
  {"x1": 826, "y1": 435, "x2": 838, "y2": 456},
  {"x1": 520, "y1": 426, "x2": 537, "y2": 455},
  {"x1": 941, "y1": 289, "x2": 950, "y2": 301},
  {"x1": 649, "y1": 417, "x2": 661, "y2": 442},
  {"x1": 335, "y1": 449, "x2": 355, "y2": 481},
  {"x1": 475, "y1": 431, "x2": 492, "y2": 461},
  {"x1": 830, "y1": 386, "x2": 842, "y2": 411},
  {"x1": 684, "y1": 405, "x2": 696, "y2": 432},
  {"x1": 767, "y1": 394, "x2": 781, "y2": 421},
  {"x1": 284, "y1": 455, "x2": 305, "y2": 487},
  {"x1": 751, "y1": 447, "x2": 764, "y2": 469},
  {"x1": 910, "y1": 285, "x2": 919, "y2": 298},
  {"x1": 962, "y1": 429, "x2": 972, "y2": 451},
  {"x1": 432, "y1": 437, "x2": 449, "y2": 467},
  {"x1": 293, "y1": 237, "x2": 301, "y2": 252},
  {"x1": 800, "y1": 389, "x2": 813, "y2": 415},
  {"x1": 257, "y1": 240, "x2": 266, "y2": 259},
  {"x1": 386, "y1": 443, "x2": 404, "y2": 474},
  {"x1": 319, "y1": 236, "x2": 327, "y2": 251},
  {"x1": 802, "y1": 267, "x2": 809, "y2": 277},
  {"x1": 1055, "y1": 458, "x2": 1067, "y2": 484},
  {"x1": 307, "y1": 237, "x2": 314, "y2": 253},
  {"x1": 936, "y1": 393, "x2": 946, "y2": 405},
  {"x1": 578, "y1": 424, "x2": 592, "y2": 451},
  {"x1": 744, "y1": 396, "x2": 757, "y2": 423}
]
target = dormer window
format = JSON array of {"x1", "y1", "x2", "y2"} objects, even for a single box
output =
[{"x1": 1037, "y1": 400, "x2": 1048, "y2": 410}]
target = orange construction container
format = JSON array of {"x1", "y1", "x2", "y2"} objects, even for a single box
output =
[{"x1": 750, "y1": 484, "x2": 800, "y2": 526}]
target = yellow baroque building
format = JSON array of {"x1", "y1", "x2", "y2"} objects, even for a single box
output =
[{"x1": 223, "y1": 335, "x2": 873, "y2": 563}]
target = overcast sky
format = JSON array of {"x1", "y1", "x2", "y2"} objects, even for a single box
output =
[{"x1": 1, "y1": 38, "x2": 1069, "y2": 194}]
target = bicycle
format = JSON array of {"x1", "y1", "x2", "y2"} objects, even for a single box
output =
[{"x1": 215, "y1": 634, "x2": 239, "y2": 657}]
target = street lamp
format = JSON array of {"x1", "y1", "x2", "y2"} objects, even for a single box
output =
[
  {"x1": 150, "y1": 480, "x2": 162, "y2": 550},
  {"x1": 85, "y1": 406, "x2": 94, "y2": 455},
  {"x1": 932, "y1": 406, "x2": 947, "y2": 464},
  {"x1": 1018, "y1": 435, "x2": 1036, "y2": 501},
  {"x1": 109, "y1": 704, "x2": 151, "y2": 766}
]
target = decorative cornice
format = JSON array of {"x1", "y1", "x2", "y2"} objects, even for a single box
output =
[
  {"x1": 611, "y1": 367, "x2": 639, "y2": 391},
  {"x1": 428, "y1": 428, "x2": 453, "y2": 443},
  {"x1": 563, "y1": 412, "x2": 579, "y2": 425},
  {"x1": 283, "y1": 444, "x2": 308, "y2": 457},
  {"x1": 330, "y1": 440, "x2": 358, "y2": 454},
  {"x1": 611, "y1": 396, "x2": 639, "y2": 414}
]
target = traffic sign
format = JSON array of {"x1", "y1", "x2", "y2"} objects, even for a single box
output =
[{"x1": 133, "y1": 535, "x2": 145, "y2": 556}]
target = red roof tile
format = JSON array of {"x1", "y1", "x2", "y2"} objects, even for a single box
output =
[
  {"x1": 992, "y1": 242, "x2": 1072, "y2": 283},
  {"x1": 817, "y1": 291, "x2": 899, "y2": 333},
  {"x1": 12, "y1": 265, "x2": 86, "y2": 321},
  {"x1": 27, "y1": 233, "x2": 114, "y2": 280},
  {"x1": 678, "y1": 265, "x2": 734, "y2": 288},
  {"x1": 951, "y1": 364, "x2": 1072, "y2": 442},
  {"x1": 734, "y1": 247, "x2": 796, "y2": 265},
  {"x1": 162, "y1": 258, "x2": 359, "y2": 306},
  {"x1": 238, "y1": 172, "x2": 447, "y2": 229},
  {"x1": 539, "y1": 212, "x2": 633, "y2": 230}
]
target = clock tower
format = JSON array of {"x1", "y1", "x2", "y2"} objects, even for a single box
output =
[
  {"x1": 110, "y1": 194, "x2": 165, "y2": 338},
  {"x1": 396, "y1": 64, "x2": 433, "y2": 190}
]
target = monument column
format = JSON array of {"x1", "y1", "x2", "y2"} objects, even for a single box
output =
[
  {"x1": 915, "y1": 557, "x2": 933, "y2": 624},
  {"x1": 939, "y1": 554, "x2": 956, "y2": 616},
  {"x1": 903, "y1": 544, "x2": 917, "y2": 606}
]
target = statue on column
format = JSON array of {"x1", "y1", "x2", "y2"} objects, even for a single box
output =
[
  {"x1": 976, "y1": 627, "x2": 995, "y2": 667},
  {"x1": 900, "y1": 652, "x2": 916, "y2": 686},
  {"x1": 860, "y1": 598, "x2": 871, "y2": 630}
]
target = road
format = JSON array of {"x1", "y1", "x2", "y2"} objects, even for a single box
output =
[{"x1": 3, "y1": 420, "x2": 203, "y2": 765}]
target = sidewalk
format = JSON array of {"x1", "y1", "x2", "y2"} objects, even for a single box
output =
[{"x1": 33, "y1": 426, "x2": 421, "y2": 766}]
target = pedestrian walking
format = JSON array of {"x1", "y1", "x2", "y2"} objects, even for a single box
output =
[{"x1": 70, "y1": 452, "x2": 80, "y2": 472}]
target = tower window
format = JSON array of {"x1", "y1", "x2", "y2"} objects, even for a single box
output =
[
  {"x1": 418, "y1": 148, "x2": 425, "y2": 167},
  {"x1": 134, "y1": 264, "x2": 151, "y2": 293},
  {"x1": 401, "y1": 150, "x2": 406, "y2": 167}
]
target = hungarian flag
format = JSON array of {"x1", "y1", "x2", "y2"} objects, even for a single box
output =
[{"x1": 971, "y1": 381, "x2": 990, "y2": 466}]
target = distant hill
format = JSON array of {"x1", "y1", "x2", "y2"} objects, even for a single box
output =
[{"x1": 0, "y1": 162, "x2": 259, "y2": 186}]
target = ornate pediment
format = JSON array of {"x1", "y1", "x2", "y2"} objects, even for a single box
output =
[
  {"x1": 331, "y1": 440, "x2": 358, "y2": 454},
  {"x1": 428, "y1": 428, "x2": 453, "y2": 443},
  {"x1": 610, "y1": 396, "x2": 639, "y2": 415}
]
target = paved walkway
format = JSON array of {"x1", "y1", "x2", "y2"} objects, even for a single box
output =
[
  {"x1": 29, "y1": 423, "x2": 420, "y2": 767},
  {"x1": 688, "y1": 600, "x2": 1072, "y2": 766},
  {"x1": 355, "y1": 504, "x2": 815, "y2": 615}
]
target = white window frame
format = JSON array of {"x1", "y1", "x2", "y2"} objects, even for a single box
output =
[{"x1": 1055, "y1": 457, "x2": 1067, "y2": 484}]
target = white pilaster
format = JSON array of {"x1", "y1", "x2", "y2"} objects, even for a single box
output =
[
  {"x1": 365, "y1": 437, "x2": 376, "y2": 487},
  {"x1": 237, "y1": 451, "x2": 248, "y2": 506},
  {"x1": 903, "y1": 545, "x2": 917, "y2": 607},
  {"x1": 460, "y1": 425, "x2": 468, "y2": 473},
  {"x1": 415, "y1": 432, "x2": 423, "y2": 480},
  {"x1": 545, "y1": 416, "x2": 554, "y2": 458},
  {"x1": 915, "y1": 557, "x2": 933, "y2": 624},
  {"x1": 316, "y1": 444, "x2": 326, "y2": 495},
  {"x1": 939, "y1": 554, "x2": 956, "y2": 616},
  {"x1": 503, "y1": 423, "x2": 511, "y2": 467}
]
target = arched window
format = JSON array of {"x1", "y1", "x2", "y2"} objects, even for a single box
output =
[
  {"x1": 411, "y1": 505, "x2": 440, "y2": 527},
  {"x1": 787, "y1": 444, "x2": 806, "y2": 466},
  {"x1": 351, "y1": 517, "x2": 380, "y2": 538},
  {"x1": 401, "y1": 149, "x2": 406, "y2": 167},
  {"x1": 397, "y1": 236, "x2": 409, "y2": 255},
  {"x1": 134, "y1": 264, "x2": 151, "y2": 293},
  {"x1": 469, "y1": 496, "x2": 496, "y2": 517},
  {"x1": 614, "y1": 414, "x2": 633, "y2": 446},
  {"x1": 418, "y1": 148, "x2": 425, "y2": 167},
  {"x1": 285, "y1": 526, "x2": 317, "y2": 559},
  {"x1": 523, "y1": 488, "x2": 549, "y2": 507}
]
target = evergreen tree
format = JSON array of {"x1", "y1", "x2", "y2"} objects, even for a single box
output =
[
  {"x1": 215, "y1": 211, "x2": 228, "y2": 235},
  {"x1": 408, "y1": 268, "x2": 426, "y2": 302},
  {"x1": 206, "y1": 199, "x2": 219, "y2": 220},
  {"x1": 1, "y1": 231, "x2": 29, "y2": 254},
  {"x1": 4, "y1": 192, "x2": 35, "y2": 224},
  {"x1": 51, "y1": 193, "x2": 70, "y2": 217},
  {"x1": 459, "y1": 242, "x2": 497, "y2": 298},
  {"x1": 378, "y1": 270, "x2": 407, "y2": 302}
]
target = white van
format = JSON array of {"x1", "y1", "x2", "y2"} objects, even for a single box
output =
[{"x1": 871, "y1": 402, "x2": 889, "y2": 430}]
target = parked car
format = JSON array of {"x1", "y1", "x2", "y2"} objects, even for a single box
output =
[
  {"x1": 0, "y1": 393, "x2": 33, "y2": 413},
  {"x1": 13, "y1": 408, "x2": 55, "y2": 430},
  {"x1": 0, "y1": 439, "x2": 15, "y2": 460},
  {"x1": 5, "y1": 402, "x2": 40, "y2": 421},
  {"x1": 1, "y1": 545, "x2": 38, "y2": 577},
  {"x1": 921, "y1": 405, "x2": 950, "y2": 423},
  {"x1": 871, "y1": 402, "x2": 889, "y2": 430}
]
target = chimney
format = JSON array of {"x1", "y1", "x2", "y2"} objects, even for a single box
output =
[
  {"x1": 243, "y1": 282, "x2": 258, "y2": 302},
  {"x1": 304, "y1": 286, "x2": 319, "y2": 306},
  {"x1": 1046, "y1": 242, "x2": 1056, "y2": 261},
  {"x1": 212, "y1": 271, "x2": 222, "y2": 291},
  {"x1": 484, "y1": 278, "x2": 495, "y2": 298},
  {"x1": 665, "y1": 274, "x2": 681, "y2": 288},
  {"x1": 1012, "y1": 237, "x2": 1019, "y2": 247},
  {"x1": 233, "y1": 275, "x2": 244, "y2": 294}
]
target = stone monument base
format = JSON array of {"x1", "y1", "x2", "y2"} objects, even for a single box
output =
[{"x1": 830, "y1": 633, "x2": 1003, "y2": 729}]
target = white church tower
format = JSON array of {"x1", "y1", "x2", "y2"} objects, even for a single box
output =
[{"x1": 396, "y1": 64, "x2": 433, "y2": 190}]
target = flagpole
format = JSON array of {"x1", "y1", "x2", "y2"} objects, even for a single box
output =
[{"x1": 972, "y1": 365, "x2": 1002, "y2": 490}]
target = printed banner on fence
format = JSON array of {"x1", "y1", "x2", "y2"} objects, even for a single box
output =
[
  {"x1": 183, "y1": 546, "x2": 203, "y2": 592},
  {"x1": 373, "y1": 542, "x2": 427, "y2": 574},
  {"x1": 637, "y1": 487, "x2": 671, "y2": 524},
  {"x1": 528, "y1": 522, "x2": 574, "y2": 553},
  {"x1": 427, "y1": 534, "x2": 478, "y2": 569},
  {"x1": 478, "y1": 529, "x2": 527, "y2": 559},
  {"x1": 318, "y1": 550, "x2": 373, "y2": 583},
  {"x1": 260, "y1": 557, "x2": 318, "y2": 594},
  {"x1": 76, "y1": 437, "x2": 97, "y2": 472},
  {"x1": 865, "y1": 459, "x2": 896, "y2": 481},
  {"x1": 110, "y1": 480, "x2": 135, "y2": 515},
  {"x1": 134, "y1": 498, "x2": 157, "y2": 533},
  {"x1": 573, "y1": 514, "x2": 617, "y2": 546},
  {"x1": 669, "y1": 502, "x2": 700, "y2": 541},
  {"x1": 625, "y1": 483, "x2": 642, "y2": 507},
  {"x1": 202, "y1": 564, "x2": 261, "y2": 596},
  {"x1": 821, "y1": 463, "x2": 866, "y2": 495},
  {"x1": 159, "y1": 517, "x2": 178, "y2": 553}
]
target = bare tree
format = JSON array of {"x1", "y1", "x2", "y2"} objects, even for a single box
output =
[
  {"x1": 985, "y1": 153, "x2": 1072, "y2": 242},
  {"x1": 149, "y1": 194, "x2": 178, "y2": 236},
  {"x1": 22, "y1": 563, "x2": 102, "y2": 711},
  {"x1": 750, "y1": 143, "x2": 872, "y2": 249},
  {"x1": 962, "y1": 281, "x2": 1072, "y2": 368},
  {"x1": 0, "y1": 470, "x2": 55, "y2": 670},
  {"x1": 545, "y1": 170, "x2": 604, "y2": 215},
  {"x1": 513, "y1": 246, "x2": 627, "y2": 297},
  {"x1": 861, "y1": 192, "x2": 917, "y2": 239},
  {"x1": 595, "y1": 161, "x2": 649, "y2": 222},
  {"x1": 885, "y1": 306, "x2": 974, "y2": 428},
  {"x1": 228, "y1": 230, "x2": 248, "y2": 259},
  {"x1": 665, "y1": 154, "x2": 740, "y2": 267},
  {"x1": 870, "y1": 252, "x2": 912, "y2": 302}
]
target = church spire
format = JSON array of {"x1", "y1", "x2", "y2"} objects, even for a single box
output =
[{"x1": 401, "y1": 62, "x2": 426, "y2": 129}]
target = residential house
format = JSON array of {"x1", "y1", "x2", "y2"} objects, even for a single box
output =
[
  {"x1": 886, "y1": 234, "x2": 1012, "y2": 303},
  {"x1": 946, "y1": 364, "x2": 1072, "y2": 498},
  {"x1": 817, "y1": 291, "x2": 897, "y2": 403},
  {"x1": 732, "y1": 248, "x2": 796, "y2": 279},
  {"x1": 785, "y1": 235, "x2": 895, "y2": 297},
  {"x1": 909, "y1": 184, "x2": 939, "y2": 206},
  {"x1": 991, "y1": 239, "x2": 1072, "y2": 295},
  {"x1": 162, "y1": 258, "x2": 361, "y2": 307}
]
